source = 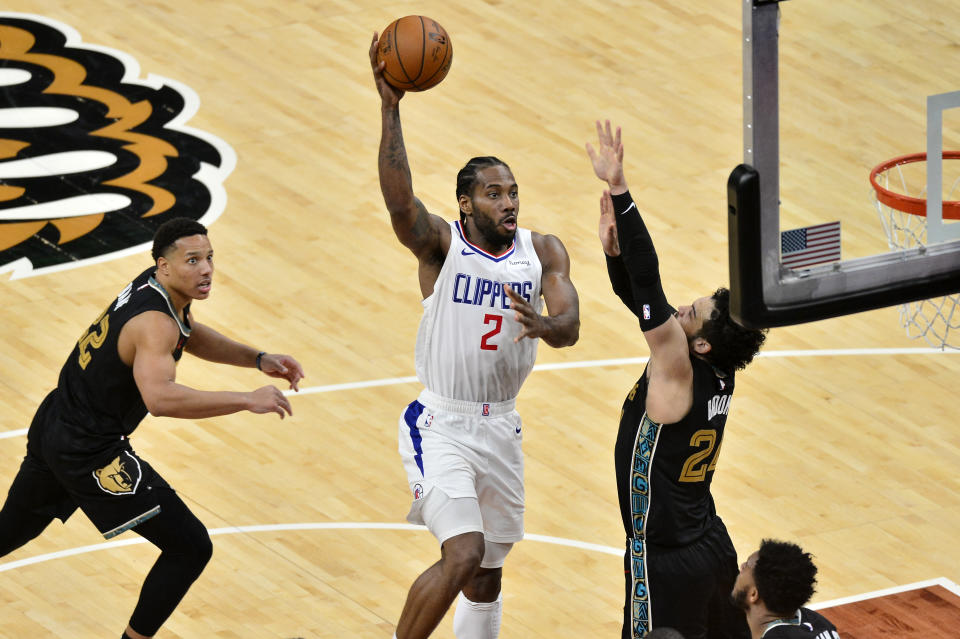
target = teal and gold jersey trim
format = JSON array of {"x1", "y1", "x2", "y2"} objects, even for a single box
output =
[
  {"x1": 629, "y1": 537, "x2": 650, "y2": 638},
  {"x1": 147, "y1": 275, "x2": 191, "y2": 337},
  {"x1": 628, "y1": 413, "x2": 662, "y2": 637},
  {"x1": 630, "y1": 413, "x2": 661, "y2": 537}
]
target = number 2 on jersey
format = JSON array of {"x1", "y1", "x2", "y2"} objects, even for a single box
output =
[{"x1": 480, "y1": 313, "x2": 503, "y2": 351}]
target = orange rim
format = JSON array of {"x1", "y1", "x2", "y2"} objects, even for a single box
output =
[{"x1": 869, "y1": 151, "x2": 960, "y2": 219}]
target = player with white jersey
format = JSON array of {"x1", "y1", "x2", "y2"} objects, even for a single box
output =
[
  {"x1": 371, "y1": 33, "x2": 581, "y2": 639},
  {"x1": 414, "y1": 220, "x2": 543, "y2": 401}
]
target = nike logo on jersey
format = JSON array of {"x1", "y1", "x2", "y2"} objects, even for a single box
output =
[
  {"x1": 461, "y1": 249, "x2": 476, "y2": 256},
  {"x1": 620, "y1": 201, "x2": 637, "y2": 215}
]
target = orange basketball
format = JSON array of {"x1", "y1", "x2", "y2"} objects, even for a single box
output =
[{"x1": 377, "y1": 16, "x2": 452, "y2": 92}]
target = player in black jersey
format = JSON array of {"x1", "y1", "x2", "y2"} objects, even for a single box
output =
[
  {"x1": 731, "y1": 539, "x2": 841, "y2": 639},
  {"x1": 586, "y1": 121, "x2": 768, "y2": 639},
  {"x1": 0, "y1": 218, "x2": 304, "y2": 639}
]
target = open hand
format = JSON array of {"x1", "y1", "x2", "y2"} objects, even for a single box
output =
[
  {"x1": 248, "y1": 385, "x2": 293, "y2": 419},
  {"x1": 505, "y1": 285, "x2": 548, "y2": 342},
  {"x1": 258, "y1": 353, "x2": 305, "y2": 392},
  {"x1": 585, "y1": 119, "x2": 625, "y2": 189}
]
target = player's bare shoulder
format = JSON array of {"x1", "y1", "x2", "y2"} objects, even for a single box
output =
[
  {"x1": 530, "y1": 231, "x2": 571, "y2": 275},
  {"x1": 117, "y1": 310, "x2": 182, "y2": 367}
]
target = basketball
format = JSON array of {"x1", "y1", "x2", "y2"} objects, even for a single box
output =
[{"x1": 376, "y1": 16, "x2": 452, "y2": 92}]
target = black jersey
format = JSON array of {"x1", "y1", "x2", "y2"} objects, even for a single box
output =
[
  {"x1": 763, "y1": 608, "x2": 840, "y2": 638},
  {"x1": 52, "y1": 267, "x2": 191, "y2": 446},
  {"x1": 614, "y1": 356, "x2": 734, "y2": 546}
]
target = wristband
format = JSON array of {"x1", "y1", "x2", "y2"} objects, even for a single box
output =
[{"x1": 256, "y1": 351, "x2": 266, "y2": 370}]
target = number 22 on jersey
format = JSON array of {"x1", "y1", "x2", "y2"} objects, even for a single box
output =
[{"x1": 77, "y1": 310, "x2": 109, "y2": 369}]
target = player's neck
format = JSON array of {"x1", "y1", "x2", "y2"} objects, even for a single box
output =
[
  {"x1": 462, "y1": 222, "x2": 511, "y2": 256},
  {"x1": 154, "y1": 273, "x2": 192, "y2": 315}
]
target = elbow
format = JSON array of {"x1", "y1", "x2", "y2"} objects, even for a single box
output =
[
  {"x1": 547, "y1": 320, "x2": 580, "y2": 348},
  {"x1": 144, "y1": 399, "x2": 169, "y2": 417},
  {"x1": 145, "y1": 403, "x2": 165, "y2": 417},
  {"x1": 143, "y1": 394, "x2": 176, "y2": 418},
  {"x1": 138, "y1": 378, "x2": 186, "y2": 418},
  {"x1": 566, "y1": 321, "x2": 581, "y2": 347}
]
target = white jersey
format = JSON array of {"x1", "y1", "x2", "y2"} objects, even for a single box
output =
[{"x1": 415, "y1": 220, "x2": 544, "y2": 403}]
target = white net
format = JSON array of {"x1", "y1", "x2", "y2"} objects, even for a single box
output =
[{"x1": 872, "y1": 156, "x2": 960, "y2": 350}]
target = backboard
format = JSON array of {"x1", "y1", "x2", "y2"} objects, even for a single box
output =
[{"x1": 727, "y1": 0, "x2": 960, "y2": 328}]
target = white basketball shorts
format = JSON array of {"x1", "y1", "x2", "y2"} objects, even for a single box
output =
[{"x1": 398, "y1": 389, "x2": 524, "y2": 543}]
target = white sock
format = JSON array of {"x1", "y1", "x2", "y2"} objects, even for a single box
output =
[{"x1": 453, "y1": 591, "x2": 502, "y2": 639}]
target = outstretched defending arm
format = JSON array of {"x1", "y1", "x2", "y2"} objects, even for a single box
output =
[
  {"x1": 605, "y1": 189, "x2": 676, "y2": 332},
  {"x1": 588, "y1": 120, "x2": 674, "y2": 330},
  {"x1": 598, "y1": 188, "x2": 641, "y2": 316},
  {"x1": 587, "y1": 120, "x2": 694, "y2": 423}
]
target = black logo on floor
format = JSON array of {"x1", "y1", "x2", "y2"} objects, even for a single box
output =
[{"x1": 0, "y1": 13, "x2": 235, "y2": 278}]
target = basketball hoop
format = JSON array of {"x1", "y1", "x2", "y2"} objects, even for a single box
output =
[{"x1": 870, "y1": 151, "x2": 960, "y2": 349}]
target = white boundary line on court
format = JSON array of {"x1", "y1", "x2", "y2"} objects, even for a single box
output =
[
  {"x1": 1, "y1": 347, "x2": 959, "y2": 604},
  {"x1": 0, "y1": 522, "x2": 622, "y2": 573},
  {"x1": 2, "y1": 520, "x2": 956, "y2": 612},
  {"x1": 1, "y1": 346, "x2": 958, "y2": 440},
  {"x1": 810, "y1": 576, "x2": 960, "y2": 609}
]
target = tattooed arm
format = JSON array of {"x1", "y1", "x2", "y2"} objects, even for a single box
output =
[{"x1": 370, "y1": 32, "x2": 449, "y2": 296}]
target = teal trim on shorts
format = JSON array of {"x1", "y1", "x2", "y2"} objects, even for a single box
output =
[{"x1": 103, "y1": 505, "x2": 161, "y2": 539}]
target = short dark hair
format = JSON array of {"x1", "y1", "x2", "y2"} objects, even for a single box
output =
[
  {"x1": 754, "y1": 539, "x2": 818, "y2": 615},
  {"x1": 698, "y1": 288, "x2": 767, "y2": 373},
  {"x1": 455, "y1": 156, "x2": 511, "y2": 222},
  {"x1": 151, "y1": 217, "x2": 208, "y2": 262}
]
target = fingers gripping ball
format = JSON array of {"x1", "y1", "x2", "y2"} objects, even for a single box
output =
[{"x1": 377, "y1": 16, "x2": 452, "y2": 91}]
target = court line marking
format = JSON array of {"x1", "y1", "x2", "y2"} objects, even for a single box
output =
[
  {"x1": 2, "y1": 349, "x2": 958, "y2": 601},
  {"x1": 2, "y1": 520, "x2": 956, "y2": 612},
  {"x1": 1, "y1": 346, "x2": 958, "y2": 440},
  {"x1": 810, "y1": 576, "x2": 960, "y2": 609},
  {"x1": 0, "y1": 522, "x2": 622, "y2": 573}
]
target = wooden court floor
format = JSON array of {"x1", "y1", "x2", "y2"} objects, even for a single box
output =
[
  {"x1": 818, "y1": 582, "x2": 960, "y2": 638},
  {"x1": 1, "y1": 1, "x2": 959, "y2": 637}
]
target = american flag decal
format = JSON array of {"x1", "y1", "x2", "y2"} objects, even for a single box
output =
[{"x1": 780, "y1": 221, "x2": 841, "y2": 269}]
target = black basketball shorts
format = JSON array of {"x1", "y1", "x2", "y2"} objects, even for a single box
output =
[
  {"x1": 11, "y1": 397, "x2": 170, "y2": 539},
  {"x1": 622, "y1": 517, "x2": 749, "y2": 639}
]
